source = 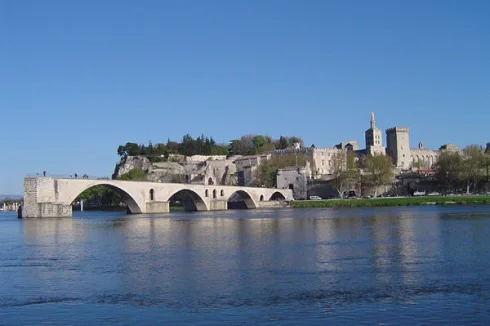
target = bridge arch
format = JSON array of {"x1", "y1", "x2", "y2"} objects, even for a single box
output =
[
  {"x1": 167, "y1": 189, "x2": 208, "y2": 211},
  {"x1": 269, "y1": 191, "x2": 286, "y2": 201},
  {"x1": 68, "y1": 183, "x2": 144, "y2": 214},
  {"x1": 227, "y1": 190, "x2": 258, "y2": 209}
]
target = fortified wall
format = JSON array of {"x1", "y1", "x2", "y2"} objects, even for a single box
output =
[{"x1": 271, "y1": 145, "x2": 343, "y2": 177}]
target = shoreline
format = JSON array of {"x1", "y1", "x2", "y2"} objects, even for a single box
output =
[{"x1": 289, "y1": 195, "x2": 490, "y2": 208}]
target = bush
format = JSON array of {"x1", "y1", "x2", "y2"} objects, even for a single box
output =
[{"x1": 117, "y1": 168, "x2": 147, "y2": 181}]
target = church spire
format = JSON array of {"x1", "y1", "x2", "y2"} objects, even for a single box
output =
[{"x1": 370, "y1": 112, "x2": 376, "y2": 129}]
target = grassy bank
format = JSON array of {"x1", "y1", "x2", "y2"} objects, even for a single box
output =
[
  {"x1": 169, "y1": 205, "x2": 185, "y2": 211},
  {"x1": 290, "y1": 196, "x2": 490, "y2": 208}
]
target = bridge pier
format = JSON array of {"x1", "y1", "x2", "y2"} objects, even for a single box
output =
[
  {"x1": 22, "y1": 202, "x2": 72, "y2": 218},
  {"x1": 22, "y1": 177, "x2": 73, "y2": 218},
  {"x1": 146, "y1": 201, "x2": 169, "y2": 214},
  {"x1": 210, "y1": 199, "x2": 228, "y2": 211},
  {"x1": 40, "y1": 203, "x2": 72, "y2": 217}
]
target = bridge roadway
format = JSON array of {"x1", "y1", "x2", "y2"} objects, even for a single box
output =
[{"x1": 21, "y1": 177, "x2": 293, "y2": 218}]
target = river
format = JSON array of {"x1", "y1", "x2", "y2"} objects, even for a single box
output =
[{"x1": 1, "y1": 206, "x2": 490, "y2": 325}]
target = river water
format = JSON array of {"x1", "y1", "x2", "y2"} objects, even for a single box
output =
[{"x1": 1, "y1": 206, "x2": 490, "y2": 325}]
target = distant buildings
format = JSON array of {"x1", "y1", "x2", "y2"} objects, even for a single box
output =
[
  {"x1": 273, "y1": 112, "x2": 465, "y2": 180},
  {"x1": 115, "y1": 112, "x2": 478, "y2": 194}
]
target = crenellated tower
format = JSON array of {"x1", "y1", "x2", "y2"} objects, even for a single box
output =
[{"x1": 386, "y1": 127, "x2": 410, "y2": 169}]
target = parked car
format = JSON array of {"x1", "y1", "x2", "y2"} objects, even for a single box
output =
[
  {"x1": 309, "y1": 196, "x2": 322, "y2": 200},
  {"x1": 344, "y1": 190, "x2": 357, "y2": 199}
]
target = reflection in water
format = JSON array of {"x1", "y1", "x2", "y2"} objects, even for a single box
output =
[{"x1": 1, "y1": 206, "x2": 490, "y2": 324}]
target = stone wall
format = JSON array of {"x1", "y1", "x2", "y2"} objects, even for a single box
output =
[
  {"x1": 276, "y1": 167, "x2": 308, "y2": 200},
  {"x1": 272, "y1": 145, "x2": 342, "y2": 177},
  {"x1": 409, "y1": 148, "x2": 439, "y2": 168},
  {"x1": 147, "y1": 162, "x2": 185, "y2": 183},
  {"x1": 186, "y1": 155, "x2": 227, "y2": 162},
  {"x1": 234, "y1": 154, "x2": 269, "y2": 186}
]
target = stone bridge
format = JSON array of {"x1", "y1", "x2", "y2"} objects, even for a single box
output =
[{"x1": 21, "y1": 177, "x2": 293, "y2": 218}]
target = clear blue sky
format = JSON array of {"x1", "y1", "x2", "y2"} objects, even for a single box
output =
[{"x1": 1, "y1": 0, "x2": 489, "y2": 194}]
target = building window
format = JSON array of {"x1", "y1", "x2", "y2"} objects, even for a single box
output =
[
  {"x1": 205, "y1": 189, "x2": 209, "y2": 197},
  {"x1": 260, "y1": 195, "x2": 264, "y2": 201},
  {"x1": 149, "y1": 189, "x2": 154, "y2": 201},
  {"x1": 220, "y1": 190, "x2": 224, "y2": 196},
  {"x1": 213, "y1": 189, "x2": 217, "y2": 199}
]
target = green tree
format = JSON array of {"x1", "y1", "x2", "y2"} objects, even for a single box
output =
[
  {"x1": 331, "y1": 150, "x2": 359, "y2": 197},
  {"x1": 252, "y1": 135, "x2": 266, "y2": 151},
  {"x1": 461, "y1": 145, "x2": 485, "y2": 193},
  {"x1": 147, "y1": 141, "x2": 154, "y2": 156},
  {"x1": 362, "y1": 154, "x2": 394, "y2": 197},
  {"x1": 435, "y1": 151, "x2": 464, "y2": 193},
  {"x1": 411, "y1": 159, "x2": 429, "y2": 170},
  {"x1": 166, "y1": 139, "x2": 180, "y2": 154},
  {"x1": 117, "y1": 142, "x2": 141, "y2": 157},
  {"x1": 75, "y1": 185, "x2": 125, "y2": 208},
  {"x1": 211, "y1": 145, "x2": 229, "y2": 156},
  {"x1": 154, "y1": 143, "x2": 168, "y2": 157},
  {"x1": 484, "y1": 151, "x2": 490, "y2": 190},
  {"x1": 287, "y1": 136, "x2": 303, "y2": 146},
  {"x1": 180, "y1": 134, "x2": 196, "y2": 156},
  {"x1": 229, "y1": 136, "x2": 255, "y2": 156},
  {"x1": 253, "y1": 154, "x2": 306, "y2": 188},
  {"x1": 278, "y1": 136, "x2": 289, "y2": 149}
]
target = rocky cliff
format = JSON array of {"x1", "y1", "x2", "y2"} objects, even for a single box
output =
[
  {"x1": 113, "y1": 156, "x2": 237, "y2": 185},
  {"x1": 113, "y1": 156, "x2": 151, "y2": 177}
]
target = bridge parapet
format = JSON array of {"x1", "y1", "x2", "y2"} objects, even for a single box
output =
[{"x1": 26, "y1": 173, "x2": 110, "y2": 180}]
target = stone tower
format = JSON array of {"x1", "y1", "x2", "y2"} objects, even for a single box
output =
[
  {"x1": 365, "y1": 112, "x2": 385, "y2": 155},
  {"x1": 386, "y1": 127, "x2": 410, "y2": 169}
]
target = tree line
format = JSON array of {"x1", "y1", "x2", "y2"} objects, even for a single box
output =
[
  {"x1": 330, "y1": 151, "x2": 395, "y2": 198},
  {"x1": 117, "y1": 134, "x2": 303, "y2": 160},
  {"x1": 435, "y1": 145, "x2": 490, "y2": 194},
  {"x1": 116, "y1": 135, "x2": 228, "y2": 160},
  {"x1": 329, "y1": 144, "x2": 490, "y2": 198},
  {"x1": 0, "y1": 197, "x2": 23, "y2": 205}
]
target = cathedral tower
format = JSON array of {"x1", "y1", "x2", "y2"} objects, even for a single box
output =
[{"x1": 365, "y1": 112, "x2": 385, "y2": 155}]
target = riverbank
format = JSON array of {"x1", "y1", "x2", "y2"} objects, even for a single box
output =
[{"x1": 290, "y1": 195, "x2": 490, "y2": 208}]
